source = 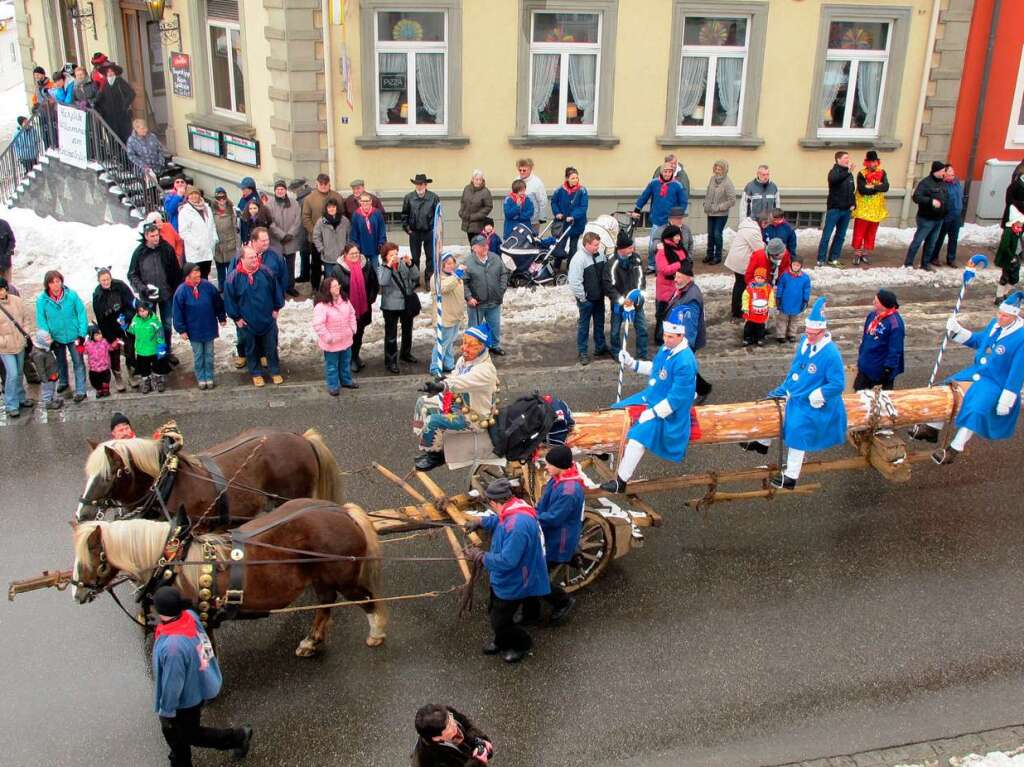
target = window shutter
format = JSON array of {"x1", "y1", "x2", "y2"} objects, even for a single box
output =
[{"x1": 207, "y1": 0, "x2": 239, "y2": 22}]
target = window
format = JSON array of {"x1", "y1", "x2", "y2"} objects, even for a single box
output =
[
  {"x1": 816, "y1": 20, "x2": 889, "y2": 137},
  {"x1": 207, "y1": 4, "x2": 246, "y2": 117},
  {"x1": 528, "y1": 12, "x2": 601, "y2": 134},
  {"x1": 676, "y1": 16, "x2": 748, "y2": 135},
  {"x1": 1008, "y1": 45, "x2": 1024, "y2": 148},
  {"x1": 374, "y1": 10, "x2": 448, "y2": 134}
]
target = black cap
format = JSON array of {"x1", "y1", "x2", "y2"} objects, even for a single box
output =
[
  {"x1": 485, "y1": 478, "x2": 513, "y2": 501},
  {"x1": 930, "y1": 160, "x2": 946, "y2": 175},
  {"x1": 865, "y1": 150, "x2": 880, "y2": 162},
  {"x1": 33, "y1": 65, "x2": 45, "y2": 76},
  {"x1": 546, "y1": 445, "x2": 573, "y2": 469},
  {"x1": 616, "y1": 229, "x2": 634, "y2": 250},
  {"x1": 110, "y1": 412, "x2": 131, "y2": 431},
  {"x1": 877, "y1": 289, "x2": 898, "y2": 309},
  {"x1": 153, "y1": 586, "x2": 186, "y2": 618}
]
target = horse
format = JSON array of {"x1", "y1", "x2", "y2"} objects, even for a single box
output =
[
  {"x1": 76, "y1": 428, "x2": 343, "y2": 531},
  {"x1": 71, "y1": 500, "x2": 388, "y2": 656}
]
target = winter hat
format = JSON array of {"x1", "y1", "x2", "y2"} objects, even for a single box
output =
[
  {"x1": 238, "y1": 176, "x2": 256, "y2": 191},
  {"x1": 545, "y1": 445, "x2": 574, "y2": 470},
  {"x1": 766, "y1": 238, "x2": 786, "y2": 256},
  {"x1": 470, "y1": 234, "x2": 487, "y2": 246},
  {"x1": 440, "y1": 252, "x2": 457, "y2": 266},
  {"x1": 791, "y1": 254, "x2": 804, "y2": 265},
  {"x1": 90, "y1": 52, "x2": 109, "y2": 66},
  {"x1": 288, "y1": 178, "x2": 307, "y2": 192},
  {"x1": 32, "y1": 65, "x2": 45, "y2": 76},
  {"x1": 34, "y1": 330, "x2": 52, "y2": 349},
  {"x1": 349, "y1": 179, "x2": 365, "y2": 188},
  {"x1": 616, "y1": 229, "x2": 634, "y2": 250},
  {"x1": 214, "y1": 186, "x2": 226, "y2": 196},
  {"x1": 484, "y1": 478, "x2": 513, "y2": 501},
  {"x1": 753, "y1": 266, "x2": 768, "y2": 280},
  {"x1": 662, "y1": 304, "x2": 691, "y2": 338},
  {"x1": 805, "y1": 297, "x2": 828, "y2": 329},
  {"x1": 273, "y1": 179, "x2": 287, "y2": 190},
  {"x1": 110, "y1": 412, "x2": 132, "y2": 432},
  {"x1": 865, "y1": 150, "x2": 880, "y2": 163},
  {"x1": 998, "y1": 291, "x2": 1024, "y2": 317},
  {"x1": 877, "y1": 289, "x2": 898, "y2": 310},
  {"x1": 144, "y1": 211, "x2": 163, "y2": 225},
  {"x1": 153, "y1": 586, "x2": 186, "y2": 618},
  {"x1": 668, "y1": 206, "x2": 687, "y2": 219},
  {"x1": 464, "y1": 324, "x2": 492, "y2": 348},
  {"x1": 661, "y1": 225, "x2": 682, "y2": 242},
  {"x1": 930, "y1": 161, "x2": 946, "y2": 175}
]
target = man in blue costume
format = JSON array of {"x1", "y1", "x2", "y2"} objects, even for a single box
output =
[
  {"x1": 911, "y1": 291, "x2": 1024, "y2": 464},
  {"x1": 740, "y1": 297, "x2": 847, "y2": 489},
  {"x1": 600, "y1": 304, "x2": 698, "y2": 494}
]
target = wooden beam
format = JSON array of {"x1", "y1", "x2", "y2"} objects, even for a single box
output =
[
  {"x1": 373, "y1": 462, "x2": 429, "y2": 505},
  {"x1": 414, "y1": 472, "x2": 483, "y2": 547},
  {"x1": 683, "y1": 484, "x2": 820, "y2": 507},
  {"x1": 585, "y1": 455, "x2": 662, "y2": 527}
]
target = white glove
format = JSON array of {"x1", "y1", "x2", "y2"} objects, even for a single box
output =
[
  {"x1": 146, "y1": 283, "x2": 160, "y2": 301},
  {"x1": 618, "y1": 349, "x2": 635, "y2": 370},
  {"x1": 997, "y1": 389, "x2": 1017, "y2": 417},
  {"x1": 808, "y1": 388, "x2": 825, "y2": 409},
  {"x1": 638, "y1": 408, "x2": 656, "y2": 423},
  {"x1": 946, "y1": 316, "x2": 965, "y2": 335}
]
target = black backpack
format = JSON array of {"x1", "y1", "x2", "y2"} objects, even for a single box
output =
[{"x1": 489, "y1": 392, "x2": 556, "y2": 461}]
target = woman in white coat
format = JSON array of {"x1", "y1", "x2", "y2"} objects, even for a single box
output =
[{"x1": 177, "y1": 187, "x2": 219, "y2": 280}]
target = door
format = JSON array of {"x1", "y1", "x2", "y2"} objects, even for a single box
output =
[{"x1": 119, "y1": 3, "x2": 169, "y2": 138}]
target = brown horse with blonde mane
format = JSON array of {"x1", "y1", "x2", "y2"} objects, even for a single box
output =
[
  {"x1": 71, "y1": 499, "x2": 387, "y2": 656},
  {"x1": 77, "y1": 428, "x2": 343, "y2": 530}
]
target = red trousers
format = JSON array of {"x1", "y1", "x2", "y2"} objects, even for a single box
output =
[{"x1": 852, "y1": 218, "x2": 879, "y2": 250}]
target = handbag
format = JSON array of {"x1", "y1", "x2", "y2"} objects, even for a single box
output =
[
  {"x1": 391, "y1": 264, "x2": 421, "y2": 319},
  {"x1": 0, "y1": 300, "x2": 32, "y2": 351},
  {"x1": 0, "y1": 299, "x2": 40, "y2": 383}
]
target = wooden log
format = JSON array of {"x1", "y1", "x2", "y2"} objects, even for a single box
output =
[
  {"x1": 414, "y1": 472, "x2": 484, "y2": 547},
  {"x1": 566, "y1": 383, "x2": 970, "y2": 451}
]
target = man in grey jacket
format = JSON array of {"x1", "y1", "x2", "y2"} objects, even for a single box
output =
[
  {"x1": 741, "y1": 165, "x2": 781, "y2": 220},
  {"x1": 569, "y1": 232, "x2": 610, "y2": 365},
  {"x1": 267, "y1": 180, "x2": 302, "y2": 297},
  {"x1": 463, "y1": 236, "x2": 509, "y2": 355}
]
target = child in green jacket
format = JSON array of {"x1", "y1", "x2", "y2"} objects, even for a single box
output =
[{"x1": 128, "y1": 303, "x2": 170, "y2": 393}]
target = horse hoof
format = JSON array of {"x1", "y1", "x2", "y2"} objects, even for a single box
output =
[
  {"x1": 366, "y1": 635, "x2": 386, "y2": 648},
  {"x1": 295, "y1": 639, "x2": 319, "y2": 657}
]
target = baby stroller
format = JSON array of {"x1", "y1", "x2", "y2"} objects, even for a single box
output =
[{"x1": 501, "y1": 221, "x2": 571, "y2": 289}]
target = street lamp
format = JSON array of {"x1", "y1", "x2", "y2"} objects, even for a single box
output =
[
  {"x1": 146, "y1": 0, "x2": 182, "y2": 49},
  {"x1": 61, "y1": 0, "x2": 97, "y2": 40}
]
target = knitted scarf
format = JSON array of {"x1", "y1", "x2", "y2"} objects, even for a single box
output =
[{"x1": 347, "y1": 261, "x2": 368, "y2": 317}]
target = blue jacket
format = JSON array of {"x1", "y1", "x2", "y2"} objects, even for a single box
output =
[
  {"x1": 614, "y1": 343, "x2": 697, "y2": 462},
  {"x1": 550, "y1": 186, "x2": 589, "y2": 237},
  {"x1": 36, "y1": 288, "x2": 88, "y2": 344},
  {"x1": 948, "y1": 319, "x2": 1024, "y2": 440},
  {"x1": 775, "y1": 271, "x2": 811, "y2": 316},
  {"x1": 481, "y1": 499, "x2": 551, "y2": 600},
  {"x1": 770, "y1": 336, "x2": 847, "y2": 452},
  {"x1": 944, "y1": 180, "x2": 964, "y2": 223},
  {"x1": 172, "y1": 280, "x2": 225, "y2": 343},
  {"x1": 48, "y1": 82, "x2": 74, "y2": 105},
  {"x1": 223, "y1": 264, "x2": 284, "y2": 334},
  {"x1": 152, "y1": 611, "x2": 223, "y2": 717},
  {"x1": 857, "y1": 310, "x2": 905, "y2": 381},
  {"x1": 349, "y1": 209, "x2": 387, "y2": 267},
  {"x1": 13, "y1": 125, "x2": 38, "y2": 162},
  {"x1": 634, "y1": 179, "x2": 688, "y2": 227},
  {"x1": 535, "y1": 469, "x2": 585, "y2": 563},
  {"x1": 486, "y1": 232, "x2": 502, "y2": 254},
  {"x1": 765, "y1": 221, "x2": 798, "y2": 259},
  {"x1": 503, "y1": 196, "x2": 535, "y2": 238},
  {"x1": 230, "y1": 248, "x2": 288, "y2": 294},
  {"x1": 163, "y1": 193, "x2": 185, "y2": 231}
]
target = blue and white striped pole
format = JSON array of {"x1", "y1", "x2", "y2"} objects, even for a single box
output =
[
  {"x1": 928, "y1": 253, "x2": 989, "y2": 387},
  {"x1": 615, "y1": 289, "x2": 645, "y2": 404},
  {"x1": 432, "y1": 203, "x2": 445, "y2": 371}
]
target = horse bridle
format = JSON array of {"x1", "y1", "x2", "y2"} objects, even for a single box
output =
[{"x1": 80, "y1": 463, "x2": 165, "y2": 521}]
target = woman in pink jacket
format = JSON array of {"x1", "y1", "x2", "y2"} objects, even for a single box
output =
[
  {"x1": 653, "y1": 224, "x2": 687, "y2": 345},
  {"x1": 311, "y1": 275, "x2": 358, "y2": 395}
]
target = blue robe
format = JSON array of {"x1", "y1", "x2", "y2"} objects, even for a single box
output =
[
  {"x1": 771, "y1": 336, "x2": 847, "y2": 452},
  {"x1": 947, "y1": 319, "x2": 1024, "y2": 440},
  {"x1": 613, "y1": 343, "x2": 697, "y2": 462}
]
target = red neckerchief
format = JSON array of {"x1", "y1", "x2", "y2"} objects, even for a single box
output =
[
  {"x1": 498, "y1": 497, "x2": 537, "y2": 523},
  {"x1": 185, "y1": 275, "x2": 201, "y2": 299},
  {"x1": 509, "y1": 192, "x2": 526, "y2": 207},
  {"x1": 658, "y1": 179, "x2": 672, "y2": 197},
  {"x1": 867, "y1": 307, "x2": 898, "y2": 336},
  {"x1": 237, "y1": 259, "x2": 259, "y2": 286},
  {"x1": 552, "y1": 465, "x2": 582, "y2": 487},
  {"x1": 355, "y1": 208, "x2": 374, "y2": 233},
  {"x1": 562, "y1": 181, "x2": 580, "y2": 194},
  {"x1": 863, "y1": 162, "x2": 884, "y2": 185},
  {"x1": 154, "y1": 610, "x2": 198, "y2": 640}
]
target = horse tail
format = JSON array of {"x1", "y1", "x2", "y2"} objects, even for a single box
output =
[
  {"x1": 303, "y1": 428, "x2": 344, "y2": 504},
  {"x1": 345, "y1": 503, "x2": 386, "y2": 610}
]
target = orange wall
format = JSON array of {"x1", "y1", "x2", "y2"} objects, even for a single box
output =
[{"x1": 949, "y1": 0, "x2": 1024, "y2": 181}]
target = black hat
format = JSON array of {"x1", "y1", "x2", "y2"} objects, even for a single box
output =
[
  {"x1": 930, "y1": 160, "x2": 946, "y2": 175},
  {"x1": 616, "y1": 229, "x2": 634, "y2": 250},
  {"x1": 110, "y1": 412, "x2": 132, "y2": 431},
  {"x1": 546, "y1": 445, "x2": 573, "y2": 470},
  {"x1": 153, "y1": 586, "x2": 186, "y2": 618},
  {"x1": 877, "y1": 289, "x2": 898, "y2": 309},
  {"x1": 865, "y1": 150, "x2": 880, "y2": 162},
  {"x1": 661, "y1": 225, "x2": 682, "y2": 242},
  {"x1": 32, "y1": 65, "x2": 45, "y2": 76},
  {"x1": 410, "y1": 173, "x2": 433, "y2": 184},
  {"x1": 484, "y1": 478, "x2": 513, "y2": 501},
  {"x1": 668, "y1": 206, "x2": 687, "y2": 218},
  {"x1": 680, "y1": 258, "x2": 694, "y2": 277}
]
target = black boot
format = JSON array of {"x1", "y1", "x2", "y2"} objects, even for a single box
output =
[
  {"x1": 739, "y1": 441, "x2": 769, "y2": 455},
  {"x1": 414, "y1": 450, "x2": 446, "y2": 471},
  {"x1": 600, "y1": 477, "x2": 627, "y2": 494},
  {"x1": 548, "y1": 596, "x2": 577, "y2": 626},
  {"x1": 908, "y1": 424, "x2": 940, "y2": 443},
  {"x1": 932, "y1": 446, "x2": 961, "y2": 465},
  {"x1": 770, "y1": 474, "x2": 796, "y2": 490}
]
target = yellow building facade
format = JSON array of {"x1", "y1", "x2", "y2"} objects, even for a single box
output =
[{"x1": 14, "y1": 0, "x2": 970, "y2": 230}]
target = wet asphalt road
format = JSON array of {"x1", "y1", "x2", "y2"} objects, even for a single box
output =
[{"x1": 2, "y1": 357, "x2": 1024, "y2": 767}]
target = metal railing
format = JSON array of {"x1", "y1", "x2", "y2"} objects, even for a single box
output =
[{"x1": 0, "y1": 105, "x2": 161, "y2": 216}]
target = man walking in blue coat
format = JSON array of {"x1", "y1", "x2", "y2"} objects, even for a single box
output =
[
  {"x1": 741, "y1": 297, "x2": 848, "y2": 489},
  {"x1": 224, "y1": 245, "x2": 285, "y2": 387},
  {"x1": 151, "y1": 586, "x2": 251, "y2": 766},
  {"x1": 913, "y1": 292, "x2": 1024, "y2": 464},
  {"x1": 854, "y1": 289, "x2": 904, "y2": 391},
  {"x1": 600, "y1": 304, "x2": 698, "y2": 494},
  {"x1": 463, "y1": 479, "x2": 549, "y2": 664},
  {"x1": 520, "y1": 445, "x2": 583, "y2": 626}
]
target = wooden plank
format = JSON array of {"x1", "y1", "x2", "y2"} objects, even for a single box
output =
[
  {"x1": 683, "y1": 484, "x2": 820, "y2": 507},
  {"x1": 414, "y1": 472, "x2": 483, "y2": 547}
]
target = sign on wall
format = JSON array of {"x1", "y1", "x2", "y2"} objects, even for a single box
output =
[
  {"x1": 170, "y1": 52, "x2": 193, "y2": 98},
  {"x1": 56, "y1": 105, "x2": 88, "y2": 169},
  {"x1": 187, "y1": 124, "x2": 222, "y2": 157},
  {"x1": 223, "y1": 133, "x2": 260, "y2": 168}
]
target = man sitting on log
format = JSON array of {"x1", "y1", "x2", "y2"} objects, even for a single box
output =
[
  {"x1": 600, "y1": 304, "x2": 698, "y2": 494},
  {"x1": 740, "y1": 297, "x2": 847, "y2": 489},
  {"x1": 413, "y1": 324, "x2": 499, "y2": 472},
  {"x1": 911, "y1": 291, "x2": 1024, "y2": 465}
]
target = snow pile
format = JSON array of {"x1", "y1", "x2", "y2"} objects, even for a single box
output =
[{"x1": 896, "y1": 748, "x2": 1024, "y2": 767}]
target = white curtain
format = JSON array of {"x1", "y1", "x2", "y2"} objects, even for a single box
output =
[
  {"x1": 378, "y1": 52, "x2": 406, "y2": 123},
  {"x1": 715, "y1": 57, "x2": 743, "y2": 126},
  {"x1": 567, "y1": 54, "x2": 596, "y2": 124},
  {"x1": 415, "y1": 52, "x2": 445, "y2": 123},
  {"x1": 820, "y1": 60, "x2": 847, "y2": 127},
  {"x1": 531, "y1": 54, "x2": 559, "y2": 123},
  {"x1": 677, "y1": 56, "x2": 708, "y2": 124},
  {"x1": 855, "y1": 60, "x2": 883, "y2": 129}
]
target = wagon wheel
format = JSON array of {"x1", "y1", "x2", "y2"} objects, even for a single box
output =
[{"x1": 550, "y1": 510, "x2": 613, "y2": 594}]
